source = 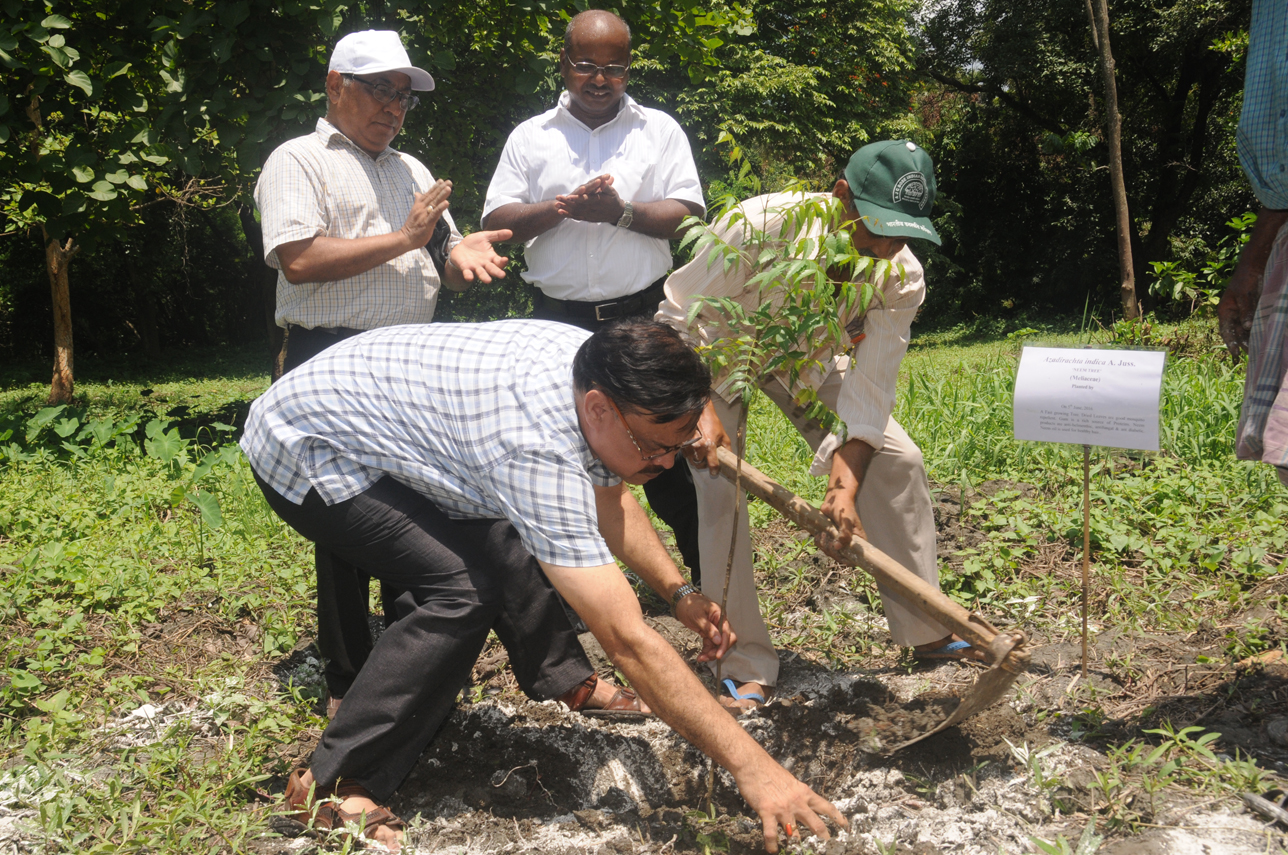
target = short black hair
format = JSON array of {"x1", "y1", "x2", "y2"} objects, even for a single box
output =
[{"x1": 573, "y1": 319, "x2": 710, "y2": 423}]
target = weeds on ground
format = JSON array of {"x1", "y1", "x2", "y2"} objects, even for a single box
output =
[
  {"x1": 0, "y1": 405, "x2": 315, "y2": 851},
  {"x1": 1030, "y1": 820, "x2": 1103, "y2": 855}
]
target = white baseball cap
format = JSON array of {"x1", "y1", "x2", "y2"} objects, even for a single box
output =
[{"x1": 329, "y1": 30, "x2": 435, "y2": 91}]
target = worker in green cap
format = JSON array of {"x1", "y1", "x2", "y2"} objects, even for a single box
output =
[{"x1": 656, "y1": 140, "x2": 982, "y2": 713}]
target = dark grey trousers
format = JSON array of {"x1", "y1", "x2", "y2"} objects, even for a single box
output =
[
  {"x1": 281, "y1": 324, "x2": 391, "y2": 698},
  {"x1": 256, "y1": 473, "x2": 594, "y2": 799}
]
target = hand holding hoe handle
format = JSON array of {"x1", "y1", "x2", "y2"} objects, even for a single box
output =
[{"x1": 714, "y1": 445, "x2": 1029, "y2": 747}]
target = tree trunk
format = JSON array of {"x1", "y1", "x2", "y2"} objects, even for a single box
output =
[
  {"x1": 42, "y1": 227, "x2": 78, "y2": 405},
  {"x1": 1088, "y1": 0, "x2": 1139, "y2": 319}
]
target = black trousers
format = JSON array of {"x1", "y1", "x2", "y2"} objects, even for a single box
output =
[
  {"x1": 282, "y1": 325, "x2": 393, "y2": 697},
  {"x1": 531, "y1": 301, "x2": 704, "y2": 585},
  {"x1": 257, "y1": 473, "x2": 592, "y2": 799},
  {"x1": 281, "y1": 326, "x2": 594, "y2": 700}
]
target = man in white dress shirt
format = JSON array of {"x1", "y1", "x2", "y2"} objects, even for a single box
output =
[
  {"x1": 482, "y1": 8, "x2": 708, "y2": 586},
  {"x1": 658, "y1": 141, "x2": 982, "y2": 712}
]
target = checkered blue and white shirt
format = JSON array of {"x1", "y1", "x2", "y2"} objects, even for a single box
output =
[
  {"x1": 255, "y1": 117, "x2": 463, "y2": 331},
  {"x1": 1239, "y1": 0, "x2": 1288, "y2": 210},
  {"x1": 240, "y1": 321, "x2": 619, "y2": 567}
]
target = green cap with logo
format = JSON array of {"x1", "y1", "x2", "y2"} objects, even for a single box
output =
[{"x1": 843, "y1": 140, "x2": 941, "y2": 245}]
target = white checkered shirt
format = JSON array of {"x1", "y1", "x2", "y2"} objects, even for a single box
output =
[
  {"x1": 255, "y1": 117, "x2": 462, "y2": 331},
  {"x1": 240, "y1": 321, "x2": 620, "y2": 567},
  {"x1": 482, "y1": 92, "x2": 705, "y2": 301}
]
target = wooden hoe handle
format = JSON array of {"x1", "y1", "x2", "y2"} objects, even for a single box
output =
[{"x1": 714, "y1": 446, "x2": 1027, "y2": 669}]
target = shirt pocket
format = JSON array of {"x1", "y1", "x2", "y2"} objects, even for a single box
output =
[{"x1": 600, "y1": 158, "x2": 655, "y2": 203}]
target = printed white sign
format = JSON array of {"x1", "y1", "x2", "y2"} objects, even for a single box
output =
[{"x1": 1013, "y1": 346, "x2": 1166, "y2": 451}]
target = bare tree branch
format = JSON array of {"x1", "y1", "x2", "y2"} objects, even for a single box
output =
[{"x1": 924, "y1": 67, "x2": 1069, "y2": 136}]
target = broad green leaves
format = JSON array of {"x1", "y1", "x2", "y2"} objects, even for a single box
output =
[{"x1": 1, "y1": 0, "x2": 343, "y2": 248}]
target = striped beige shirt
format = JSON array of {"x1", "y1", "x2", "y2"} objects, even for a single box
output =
[
  {"x1": 656, "y1": 192, "x2": 924, "y2": 453},
  {"x1": 256, "y1": 117, "x2": 462, "y2": 330}
]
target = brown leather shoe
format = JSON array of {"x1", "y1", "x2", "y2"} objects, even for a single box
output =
[
  {"x1": 284, "y1": 768, "x2": 320, "y2": 825},
  {"x1": 557, "y1": 675, "x2": 651, "y2": 719}
]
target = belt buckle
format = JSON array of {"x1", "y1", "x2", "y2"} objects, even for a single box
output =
[{"x1": 594, "y1": 301, "x2": 620, "y2": 322}]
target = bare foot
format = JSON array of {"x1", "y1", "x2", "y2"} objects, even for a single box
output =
[{"x1": 335, "y1": 792, "x2": 402, "y2": 851}]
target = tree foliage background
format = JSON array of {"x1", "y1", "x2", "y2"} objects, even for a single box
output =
[{"x1": 0, "y1": 0, "x2": 1257, "y2": 371}]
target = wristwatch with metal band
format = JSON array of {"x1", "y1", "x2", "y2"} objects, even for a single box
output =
[
  {"x1": 671, "y1": 582, "x2": 699, "y2": 610},
  {"x1": 616, "y1": 200, "x2": 634, "y2": 229}
]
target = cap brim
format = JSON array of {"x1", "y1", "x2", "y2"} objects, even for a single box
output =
[
  {"x1": 854, "y1": 200, "x2": 941, "y2": 246},
  {"x1": 398, "y1": 67, "x2": 435, "y2": 91}
]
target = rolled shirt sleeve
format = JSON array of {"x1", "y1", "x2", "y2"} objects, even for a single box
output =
[{"x1": 833, "y1": 252, "x2": 924, "y2": 452}]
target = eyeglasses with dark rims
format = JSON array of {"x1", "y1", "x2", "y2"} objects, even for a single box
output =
[
  {"x1": 606, "y1": 397, "x2": 703, "y2": 463},
  {"x1": 343, "y1": 74, "x2": 420, "y2": 112}
]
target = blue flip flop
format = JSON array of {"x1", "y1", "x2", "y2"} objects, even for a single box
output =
[
  {"x1": 914, "y1": 639, "x2": 978, "y2": 662},
  {"x1": 721, "y1": 678, "x2": 766, "y2": 704}
]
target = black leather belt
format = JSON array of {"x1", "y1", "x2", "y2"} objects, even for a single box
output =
[
  {"x1": 535, "y1": 275, "x2": 668, "y2": 322},
  {"x1": 287, "y1": 325, "x2": 365, "y2": 338}
]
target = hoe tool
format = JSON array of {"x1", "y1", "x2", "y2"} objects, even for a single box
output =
[{"x1": 716, "y1": 446, "x2": 1030, "y2": 751}]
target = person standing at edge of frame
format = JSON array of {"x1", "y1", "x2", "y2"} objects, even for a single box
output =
[
  {"x1": 1218, "y1": 0, "x2": 1288, "y2": 488},
  {"x1": 254, "y1": 29, "x2": 646, "y2": 720}
]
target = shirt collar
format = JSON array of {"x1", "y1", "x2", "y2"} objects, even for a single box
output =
[
  {"x1": 314, "y1": 116, "x2": 395, "y2": 161},
  {"x1": 553, "y1": 90, "x2": 642, "y2": 132}
]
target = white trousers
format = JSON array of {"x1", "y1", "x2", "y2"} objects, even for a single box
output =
[{"x1": 693, "y1": 372, "x2": 948, "y2": 687}]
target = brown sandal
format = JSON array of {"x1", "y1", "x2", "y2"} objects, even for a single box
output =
[
  {"x1": 557, "y1": 675, "x2": 652, "y2": 719},
  {"x1": 284, "y1": 769, "x2": 407, "y2": 845},
  {"x1": 318, "y1": 780, "x2": 407, "y2": 842},
  {"x1": 284, "y1": 768, "x2": 319, "y2": 825}
]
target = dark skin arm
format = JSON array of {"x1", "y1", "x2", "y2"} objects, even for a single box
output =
[
  {"x1": 482, "y1": 174, "x2": 703, "y2": 242},
  {"x1": 1218, "y1": 206, "x2": 1288, "y2": 359},
  {"x1": 816, "y1": 437, "x2": 874, "y2": 553}
]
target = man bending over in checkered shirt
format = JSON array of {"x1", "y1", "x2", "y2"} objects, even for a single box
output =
[
  {"x1": 241, "y1": 318, "x2": 846, "y2": 853},
  {"x1": 254, "y1": 30, "x2": 643, "y2": 721}
]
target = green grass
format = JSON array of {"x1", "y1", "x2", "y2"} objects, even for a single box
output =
[
  {"x1": 0, "y1": 343, "x2": 272, "y2": 426},
  {"x1": 0, "y1": 400, "x2": 314, "y2": 852},
  {"x1": 0, "y1": 317, "x2": 1285, "y2": 849}
]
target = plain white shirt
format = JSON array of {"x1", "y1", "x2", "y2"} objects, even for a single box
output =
[{"x1": 482, "y1": 92, "x2": 705, "y2": 302}]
